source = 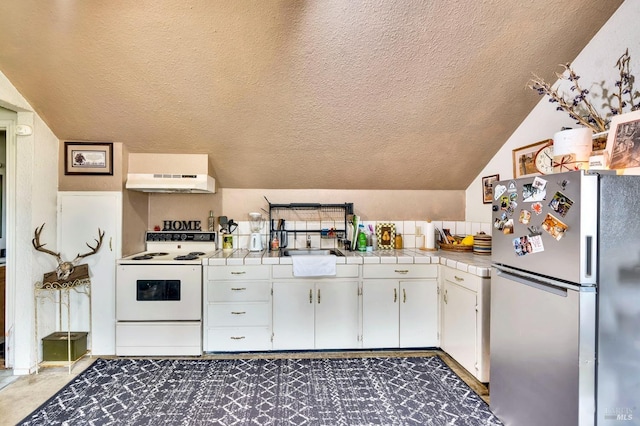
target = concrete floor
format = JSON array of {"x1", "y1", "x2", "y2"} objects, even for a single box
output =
[
  {"x1": 0, "y1": 350, "x2": 489, "y2": 426},
  {"x1": 0, "y1": 357, "x2": 96, "y2": 426}
]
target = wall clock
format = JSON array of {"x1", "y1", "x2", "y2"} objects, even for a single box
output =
[{"x1": 534, "y1": 142, "x2": 554, "y2": 175}]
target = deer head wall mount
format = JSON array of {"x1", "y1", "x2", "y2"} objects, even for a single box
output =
[{"x1": 32, "y1": 223, "x2": 105, "y2": 280}]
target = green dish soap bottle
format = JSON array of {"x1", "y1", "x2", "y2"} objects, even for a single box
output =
[{"x1": 358, "y1": 228, "x2": 367, "y2": 252}]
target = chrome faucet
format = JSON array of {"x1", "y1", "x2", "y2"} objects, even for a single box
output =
[{"x1": 306, "y1": 235, "x2": 312, "y2": 248}]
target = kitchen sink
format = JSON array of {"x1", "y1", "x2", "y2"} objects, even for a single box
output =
[{"x1": 281, "y1": 248, "x2": 344, "y2": 256}]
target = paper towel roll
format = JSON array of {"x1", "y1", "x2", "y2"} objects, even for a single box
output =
[{"x1": 425, "y1": 221, "x2": 435, "y2": 249}]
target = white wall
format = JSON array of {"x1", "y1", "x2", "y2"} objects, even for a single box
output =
[
  {"x1": 466, "y1": 0, "x2": 640, "y2": 222},
  {"x1": 0, "y1": 71, "x2": 59, "y2": 374}
]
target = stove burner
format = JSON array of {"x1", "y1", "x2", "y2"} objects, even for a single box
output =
[
  {"x1": 132, "y1": 255, "x2": 154, "y2": 260},
  {"x1": 174, "y1": 254, "x2": 199, "y2": 261},
  {"x1": 189, "y1": 252, "x2": 205, "y2": 256},
  {"x1": 146, "y1": 252, "x2": 170, "y2": 256}
]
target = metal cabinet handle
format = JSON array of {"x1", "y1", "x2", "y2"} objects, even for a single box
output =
[
  {"x1": 230, "y1": 271, "x2": 246, "y2": 275},
  {"x1": 230, "y1": 336, "x2": 246, "y2": 340},
  {"x1": 444, "y1": 289, "x2": 448, "y2": 304},
  {"x1": 231, "y1": 287, "x2": 246, "y2": 291},
  {"x1": 454, "y1": 275, "x2": 464, "y2": 282},
  {"x1": 309, "y1": 289, "x2": 313, "y2": 303},
  {"x1": 394, "y1": 269, "x2": 409, "y2": 274},
  {"x1": 109, "y1": 237, "x2": 112, "y2": 251},
  {"x1": 317, "y1": 289, "x2": 321, "y2": 304},
  {"x1": 403, "y1": 288, "x2": 407, "y2": 303},
  {"x1": 231, "y1": 311, "x2": 246, "y2": 315},
  {"x1": 393, "y1": 288, "x2": 397, "y2": 303}
]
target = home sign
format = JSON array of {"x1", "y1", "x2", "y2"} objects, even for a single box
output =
[{"x1": 162, "y1": 220, "x2": 202, "y2": 231}]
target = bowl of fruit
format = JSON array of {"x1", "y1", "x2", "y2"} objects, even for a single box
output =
[{"x1": 439, "y1": 230, "x2": 474, "y2": 252}]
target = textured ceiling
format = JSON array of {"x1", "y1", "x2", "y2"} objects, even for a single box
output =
[{"x1": 0, "y1": 0, "x2": 624, "y2": 190}]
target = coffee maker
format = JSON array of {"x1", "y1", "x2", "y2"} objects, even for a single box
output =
[{"x1": 248, "y1": 212, "x2": 265, "y2": 251}]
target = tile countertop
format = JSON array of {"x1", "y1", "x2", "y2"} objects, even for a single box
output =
[{"x1": 206, "y1": 249, "x2": 493, "y2": 278}]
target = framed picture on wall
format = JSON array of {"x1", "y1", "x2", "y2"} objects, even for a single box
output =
[
  {"x1": 605, "y1": 110, "x2": 640, "y2": 170},
  {"x1": 64, "y1": 142, "x2": 113, "y2": 175},
  {"x1": 512, "y1": 139, "x2": 551, "y2": 179},
  {"x1": 482, "y1": 174, "x2": 499, "y2": 204}
]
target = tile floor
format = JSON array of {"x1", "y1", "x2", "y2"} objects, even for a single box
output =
[{"x1": 0, "y1": 350, "x2": 490, "y2": 426}]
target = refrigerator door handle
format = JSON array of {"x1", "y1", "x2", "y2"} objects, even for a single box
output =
[
  {"x1": 585, "y1": 235, "x2": 592, "y2": 277},
  {"x1": 494, "y1": 265, "x2": 580, "y2": 293}
]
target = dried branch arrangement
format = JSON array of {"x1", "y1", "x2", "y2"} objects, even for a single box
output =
[{"x1": 528, "y1": 49, "x2": 640, "y2": 133}]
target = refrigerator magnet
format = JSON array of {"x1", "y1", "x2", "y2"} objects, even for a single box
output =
[
  {"x1": 531, "y1": 202, "x2": 543, "y2": 215},
  {"x1": 532, "y1": 176, "x2": 548, "y2": 190},
  {"x1": 519, "y1": 209, "x2": 531, "y2": 224},
  {"x1": 548, "y1": 192, "x2": 574, "y2": 217},
  {"x1": 523, "y1": 183, "x2": 546, "y2": 202},
  {"x1": 528, "y1": 235, "x2": 545, "y2": 253},
  {"x1": 541, "y1": 213, "x2": 568, "y2": 241},
  {"x1": 507, "y1": 181, "x2": 517, "y2": 192},
  {"x1": 502, "y1": 219, "x2": 514, "y2": 234},
  {"x1": 494, "y1": 184, "x2": 507, "y2": 200},
  {"x1": 527, "y1": 225, "x2": 542, "y2": 236},
  {"x1": 500, "y1": 195, "x2": 510, "y2": 210},
  {"x1": 513, "y1": 235, "x2": 535, "y2": 256},
  {"x1": 558, "y1": 179, "x2": 569, "y2": 190}
]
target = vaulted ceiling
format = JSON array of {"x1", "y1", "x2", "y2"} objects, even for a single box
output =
[{"x1": 0, "y1": 1, "x2": 624, "y2": 190}]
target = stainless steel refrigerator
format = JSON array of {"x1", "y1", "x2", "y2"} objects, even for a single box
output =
[{"x1": 490, "y1": 170, "x2": 640, "y2": 426}]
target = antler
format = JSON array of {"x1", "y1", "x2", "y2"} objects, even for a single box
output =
[
  {"x1": 32, "y1": 224, "x2": 62, "y2": 262},
  {"x1": 73, "y1": 228, "x2": 105, "y2": 264}
]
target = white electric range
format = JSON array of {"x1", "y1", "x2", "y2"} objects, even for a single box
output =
[{"x1": 115, "y1": 231, "x2": 217, "y2": 356}]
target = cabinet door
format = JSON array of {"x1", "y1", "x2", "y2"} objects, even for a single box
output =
[
  {"x1": 442, "y1": 280, "x2": 477, "y2": 374},
  {"x1": 272, "y1": 281, "x2": 315, "y2": 350},
  {"x1": 362, "y1": 280, "x2": 399, "y2": 348},
  {"x1": 58, "y1": 191, "x2": 122, "y2": 355},
  {"x1": 399, "y1": 280, "x2": 438, "y2": 347},
  {"x1": 315, "y1": 281, "x2": 360, "y2": 349}
]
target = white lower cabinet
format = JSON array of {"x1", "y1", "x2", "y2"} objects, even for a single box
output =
[
  {"x1": 362, "y1": 279, "x2": 439, "y2": 348},
  {"x1": 203, "y1": 265, "x2": 272, "y2": 352},
  {"x1": 399, "y1": 280, "x2": 439, "y2": 347},
  {"x1": 272, "y1": 280, "x2": 360, "y2": 350},
  {"x1": 441, "y1": 266, "x2": 490, "y2": 382},
  {"x1": 362, "y1": 264, "x2": 439, "y2": 349}
]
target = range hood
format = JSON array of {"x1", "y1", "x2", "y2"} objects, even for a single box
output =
[{"x1": 126, "y1": 153, "x2": 216, "y2": 194}]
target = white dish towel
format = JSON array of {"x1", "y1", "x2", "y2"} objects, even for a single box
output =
[{"x1": 292, "y1": 255, "x2": 337, "y2": 277}]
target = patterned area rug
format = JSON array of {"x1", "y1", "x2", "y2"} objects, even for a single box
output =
[{"x1": 18, "y1": 356, "x2": 502, "y2": 425}]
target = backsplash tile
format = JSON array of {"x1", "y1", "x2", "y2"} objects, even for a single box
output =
[{"x1": 231, "y1": 219, "x2": 491, "y2": 251}]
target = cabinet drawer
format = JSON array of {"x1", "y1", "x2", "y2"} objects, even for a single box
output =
[
  {"x1": 272, "y1": 264, "x2": 359, "y2": 279},
  {"x1": 363, "y1": 264, "x2": 437, "y2": 279},
  {"x1": 207, "y1": 265, "x2": 270, "y2": 280},
  {"x1": 207, "y1": 303, "x2": 271, "y2": 327},
  {"x1": 207, "y1": 281, "x2": 271, "y2": 302},
  {"x1": 205, "y1": 327, "x2": 272, "y2": 352},
  {"x1": 443, "y1": 268, "x2": 481, "y2": 292}
]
